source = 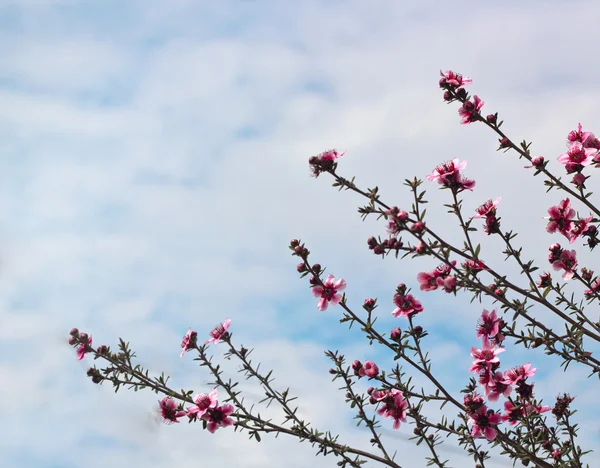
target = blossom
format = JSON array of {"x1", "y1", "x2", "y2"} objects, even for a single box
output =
[
  {"x1": 568, "y1": 123, "x2": 600, "y2": 149},
  {"x1": 473, "y1": 197, "x2": 501, "y2": 219},
  {"x1": 76, "y1": 334, "x2": 92, "y2": 361},
  {"x1": 311, "y1": 274, "x2": 346, "y2": 311},
  {"x1": 436, "y1": 275, "x2": 457, "y2": 293},
  {"x1": 439, "y1": 70, "x2": 473, "y2": 88},
  {"x1": 458, "y1": 95, "x2": 484, "y2": 124},
  {"x1": 392, "y1": 293, "x2": 423, "y2": 318},
  {"x1": 426, "y1": 158, "x2": 475, "y2": 192},
  {"x1": 158, "y1": 397, "x2": 187, "y2": 425},
  {"x1": 374, "y1": 389, "x2": 408, "y2": 430},
  {"x1": 502, "y1": 401, "x2": 523, "y2": 426},
  {"x1": 503, "y1": 363, "x2": 537, "y2": 386},
  {"x1": 202, "y1": 403, "x2": 235, "y2": 433},
  {"x1": 187, "y1": 389, "x2": 219, "y2": 419},
  {"x1": 469, "y1": 345, "x2": 504, "y2": 374},
  {"x1": 205, "y1": 318, "x2": 231, "y2": 345},
  {"x1": 308, "y1": 149, "x2": 346, "y2": 178},
  {"x1": 485, "y1": 371, "x2": 512, "y2": 402},
  {"x1": 569, "y1": 216, "x2": 594, "y2": 244},
  {"x1": 546, "y1": 198, "x2": 575, "y2": 239},
  {"x1": 476, "y1": 309, "x2": 504, "y2": 347},
  {"x1": 358, "y1": 360, "x2": 379, "y2": 378},
  {"x1": 417, "y1": 261, "x2": 456, "y2": 292},
  {"x1": 551, "y1": 248, "x2": 578, "y2": 281},
  {"x1": 557, "y1": 141, "x2": 597, "y2": 173},
  {"x1": 468, "y1": 406, "x2": 502, "y2": 440},
  {"x1": 180, "y1": 329, "x2": 198, "y2": 358}
]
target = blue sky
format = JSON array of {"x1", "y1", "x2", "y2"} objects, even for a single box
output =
[{"x1": 2, "y1": 1, "x2": 600, "y2": 467}]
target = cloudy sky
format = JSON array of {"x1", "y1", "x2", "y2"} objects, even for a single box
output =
[{"x1": 2, "y1": 0, "x2": 600, "y2": 467}]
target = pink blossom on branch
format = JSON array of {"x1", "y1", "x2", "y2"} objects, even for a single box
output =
[
  {"x1": 476, "y1": 309, "x2": 504, "y2": 347},
  {"x1": 468, "y1": 406, "x2": 502, "y2": 440},
  {"x1": 187, "y1": 389, "x2": 219, "y2": 419},
  {"x1": 469, "y1": 345, "x2": 505, "y2": 374},
  {"x1": 472, "y1": 197, "x2": 501, "y2": 219},
  {"x1": 458, "y1": 95, "x2": 484, "y2": 124},
  {"x1": 180, "y1": 328, "x2": 198, "y2": 358},
  {"x1": 545, "y1": 198, "x2": 575, "y2": 239},
  {"x1": 76, "y1": 334, "x2": 92, "y2": 361},
  {"x1": 311, "y1": 274, "x2": 346, "y2": 311},
  {"x1": 202, "y1": 403, "x2": 235, "y2": 433},
  {"x1": 158, "y1": 397, "x2": 187, "y2": 425},
  {"x1": 439, "y1": 70, "x2": 473, "y2": 88},
  {"x1": 373, "y1": 389, "x2": 409, "y2": 430},
  {"x1": 503, "y1": 363, "x2": 537, "y2": 386},
  {"x1": 426, "y1": 158, "x2": 475, "y2": 192},
  {"x1": 391, "y1": 291, "x2": 423, "y2": 318},
  {"x1": 557, "y1": 141, "x2": 597, "y2": 173},
  {"x1": 550, "y1": 246, "x2": 578, "y2": 281},
  {"x1": 205, "y1": 318, "x2": 231, "y2": 345}
]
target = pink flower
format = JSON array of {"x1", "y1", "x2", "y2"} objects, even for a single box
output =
[
  {"x1": 417, "y1": 271, "x2": 438, "y2": 291},
  {"x1": 205, "y1": 318, "x2": 231, "y2": 345},
  {"x1": 557, "y1": 141, "x2": 597, "y2": 173},
  {"x1": 546, "y1": 198, "x2": 575, "y2": 239},
  {"x1": 551, "y1": 249, "x2": 578, "y2": 281},
  {"x1": 503, "y1": 363, "x2": 537, "y2": 386},
  {"x1": 439, "y1": 70, "x2": 473, "y2": 88},
  {"x1": 311, "y1": 274, "x2": 346, "y2": 311},
  {"x1": 375, "y1": 389, "x2": 408, "y2": 430},
  {"x1": 569, "y1": 216, "x2": 594, "y2": 244},
  {"x1": 392, "y1": 293, "x2": 423, "y2": 318},
  {"x1": 308, "y1": 149, "x2": 346, "y2": 178},
  {"x1": 458, "y1": 95, "x2": 484, "y2": 125},
  {"x1": 476, "y1": 309, "x2": 504, "y2": 347},
  {"x1": 202, "y1": 403, "x2": 235, "y2": 433},
  {"x1": 472, "y1": 197, "x2": 501, "y2": 219},
  {"x1": 524, "y1": 402, "x2": 551, "y2": 415},
  {"x1": 358, "y1": 360, "x2": 379, "y2": 378},
  {"x1": 76, "y1": 334, "x2": 92, "y2": 361},
  {"x1": 187, "y1": 389, "x2": 219, "y2": 419},
  {"x1": 158, "y1": 397, "x2": 187, "y2": 425},
  {"x1": 426, "y1": 159, "x2": 475, "y2": 192},
  {"x1": 436, "y1": 275, "x2": 457, "y2": 293},
  {"x1": 468, "y1": 406, "x2": 502, "y2": 440},
  {"x1": 469, "y1": 345, "x2": 504, "y2": 374},
  {"x1": 180, "y1": 328, "x2": 198, "y2": 358},
  {"x1": 485, "y1": 371, "x2": 512, "y2": 402},
  {"x1": 502, "y1": 401, "x2": 523, "y2": 426},
  {"x1": 568, "y1": 123, "x2": 599, "y2": 149}
]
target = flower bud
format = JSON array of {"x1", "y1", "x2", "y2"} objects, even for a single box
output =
[
  {"x1": 69, "y1": 328, "x2": 79, "y2": 336},
  {"x1": 486, "y1": 113, "x2": 497, "y2": 125},
  {"x1": 390, "y1": 328, "x2": 402, "y2": 341},
  {"x1": 297, "y1": 263, "x2": 306, "y2": 273}
]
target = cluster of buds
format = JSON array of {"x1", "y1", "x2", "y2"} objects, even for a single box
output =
[
  {"x1": 352, "y1": 359, "x2": 379, "y2": 378},
  {"x1": 385, "y1": 206, "x2": 409, "y2": 236},
  {"x1": 68, "y1": 328, "x2": 93, "y2": 361},
  {"x1": 367, "y1": 235, "x2": 404, "y2": 256}
]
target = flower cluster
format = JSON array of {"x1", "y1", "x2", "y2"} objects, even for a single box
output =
[
  {"x1": 369, "y1": 388, "x2": 409, "y2": 430},
  {"x1": 466, "y1": 309, "x2": 548, "y2": 441},
  {"x1": 308, "y1": 149, "x2": 345, "y2": 178},
  {"x1": 558, "y1": 123, "x2": 600, "y2": 180},
  {"x1": 352, "y1": 359, "x2": 379, "y2": 378},
  {"x1": 417, "y1": 261, "x2": 457, "y2": 293},
  {"x1": 391, "y1": 283, "x2": 423, "y2": 318},
  {"x1": 548, "y1": 243, "x2": 578, "y2": 281},
  {"x1": 158, "y1": 389, "x2": 235, "y2": 433},
  {"x1": 473, "y1": 197, "x2": 501, "y2": 235},
  {"x1": 545, "y1": 198, "x2": 594, "y2": 244},
  {"x1": 426, "y1": 158, "x2": 475, "y2": 193}
]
